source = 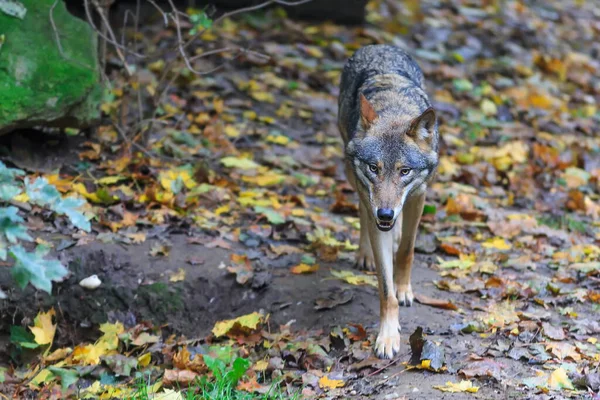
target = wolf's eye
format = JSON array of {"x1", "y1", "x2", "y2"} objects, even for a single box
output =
[
  {"x1": 400, "y1": 168, "x2": 412, "y2": 176},
  {"x1": 368, "y1": 164, "x2": 379, "y2": 174}
]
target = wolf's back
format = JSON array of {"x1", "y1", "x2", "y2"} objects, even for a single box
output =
[{"x1": 338, "y1": 45, "x2": 428, "y2": 142}]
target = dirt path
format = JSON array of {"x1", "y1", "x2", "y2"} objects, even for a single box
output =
[{"x1": 1, "y1": 0, "x2": 600, "y2": 399}]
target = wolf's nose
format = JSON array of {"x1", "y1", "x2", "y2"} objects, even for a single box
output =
[{"x1": 377, "y1": 208, "x2": 394, "y2": 221}]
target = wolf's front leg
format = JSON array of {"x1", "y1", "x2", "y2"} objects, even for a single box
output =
[
  {"x1": 356, "y1": 201, "x2": 375, "y2": 271},
  {"x1": 394, "y1": 193, "x2": 425, "y2": 307},
  {"x1": 367, "y1": 211, "x2": 400, "y2": 359}
]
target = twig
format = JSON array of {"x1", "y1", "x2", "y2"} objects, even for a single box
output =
[{"x1": 366, "y1": 350, "x2": 410, "y2": 377}]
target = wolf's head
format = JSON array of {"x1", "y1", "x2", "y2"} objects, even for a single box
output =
[{"x1": 346, "y1": 94, "x2": 439, "y2": 231}]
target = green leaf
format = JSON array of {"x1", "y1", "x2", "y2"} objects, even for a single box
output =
[
  {"x1": 220, "y1": 156, "x2": 259, "y2": 170},
  {"x1": 254, "y1": 206, "x2": 285, "y2": 225},
  {"x1": 226, "y1": 357, "x2": 250, "y2": 385},
  {"x1": 10, "y1": 325, "x2": 39, "y2": 349},
  {"x1": 423, "y1": 204, "x2": 437, "y2": 215},
  {"x1": 48, "y1": 367, "x2": 79, "y2": 391},
  {"x1": 25, "y1": 178, "x2": 61, "y2": 206},
  {"x1": 0, "y1": 206, "x2": 32, "y2": 243},
  {"x1": 53, "y1": 198, "x2": 91, "y2": 232},
  {"x1": 453, "y1": 78, "x2": 473, "y2": 92},
  {"x1": 204, "y1": 355, "x2": 226, "y2": 379},
  {"x1": 0, "y1": 367, "x2": 6, "y2": 383},
  {"x1": 9, "y1": 245, "x2": 68, "y2": 293},
  {"x1": 0, "y1": 161, "x2": 24, "y2": 184},
  {"x1": 0, "y1": 0, "x2": 27, "y2": 19},
  {"x1": 25, "y1": 178, "x2": 91, "y2": 232},
  {"x1": 301, "y1": 254, "x2": 316, "y2": 265},
  {"x1": 0, "y1": 184, "x2": 21, "y2": 201}
]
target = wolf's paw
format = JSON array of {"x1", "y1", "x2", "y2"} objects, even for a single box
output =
[
  {"x1": 355, "y1": 248, "x2": 375, "y2": 271},
  {"x1": 396, "y1": 284, "x2": 414, "y2": 307},
  {"x1": 374, "y1": 320, "x2": 401, "y2": 359}
]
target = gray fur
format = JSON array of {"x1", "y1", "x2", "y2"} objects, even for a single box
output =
[{"x1": 338, "y1": 44, "x2": 439, "y2": 218}]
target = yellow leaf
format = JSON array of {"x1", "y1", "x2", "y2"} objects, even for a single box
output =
[
  {"x1": 318, "y1": 375, "x2": 345, "y2": 389},
  {"x1": 96, "y1": 176, "x2": 127, "y2": 185},
  {"x1": 242, "y1": 172, "x2": 285, "y2": 187},
  {"x1": 72, "y1": 183, "x2": 102, "y2": 203},
  {"x1": 253, "y1": 360, "x2": 269, "y2": 372},
  {"x1": 157, "y1": 389, "x2": 184, "y2": 400},
  {"x1": 97, "y1": 321, "x2": 124, "y2": 351},
  {"x1": 548, "y1": 367, "x2": 574, "y2": 390},
  {"x1": 330, "y1": 270, "x2": 377, "y2": 287},
  {"x1": 73, "y1": 342, "x2": 111, "y2": 365},
  {"x1": 138, "y1": 353, "x2": 152, "y2": 368},
  {"x1": 212, "y1": 312, "x2": 263, "y2": 338},
  {"x1": 224, "y1": 125, "x2": 241, "y2": 138},
  {"x1": 266, "y1": 134, "x2": 291, "y2": 145},
  {"x1": 290, "y1": 263, "x2": 319, "y2": 274},
  {"x1": 215, "y1": 204, "x2": 230, "y2": 215},
  {"x1": 482, "y1": 237, "x2": 512, "y2": 250},
  {"x1": 250, "y1": 92, "x2": 275, "y2": 103},
  {"x1": 29, "y1": 368, "x2": 55, "y2": 388},
  {"x1": 220, "y1": 156, "x2": 260, "y2": 170},
  {"x1": 169, "y1": 268, "x2": 186, "y2": 282},
  {"x1": 159, "y1": 168, "x2": 197, "y2": 192},
  {"x1": 29, "y1": 308, "x2": 56, "y2": 346},
  {"x1": 45, "y1": 347, "x2": 72, "y2": 362},
  {"x1": 434, "y1": 380, "x2": 479, "y2": 393}
]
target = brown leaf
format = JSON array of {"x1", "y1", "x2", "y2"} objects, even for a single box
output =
[
  {"x1": 414, "y1": 294, "x2": 458, "y2": 311},
  {"x1": 205, "y1": 237, "x2": 232, "y2": 250},
  {"x1": 162, "y1": 369, "x2": 198, "y2": 387},
  {"x1": 290, "y1": 263, "x2": 319, "y2": 274},
  {"x1": 542, "y1": 322, "x2": 566, "y2": 341},
  {"x1": 346, "y1": 323, "x2": 367, "y2": 341},
  {"x1": 460, "y1": 358, "x2": 504, "y2": 381},
  {"x1": 173, "y1": 346, "x2": 206, "y2": 373}
]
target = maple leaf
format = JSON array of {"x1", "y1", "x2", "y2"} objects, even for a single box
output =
[
  {"x1": 29, "y1": 308, "x2": 56, "y2": 346},
  {"x1": 318, "y1": 375, "x2": 345, "y2": 389},
  {"x1": 330, "y1": 269, "x2": 377, "y2": 287},
  {"x1": 434, "y1": 380, "x2": 479, "y2": 393},
  {"x1": 290, "y1": 263, "x2": 319, "y2": 274},
  {"x1": 212, "y1": 312, "x2": 263, "y2": 338}
]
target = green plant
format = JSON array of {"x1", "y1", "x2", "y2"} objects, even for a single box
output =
[
  {"x1": 0, "y1": 161, "x2": 90, "y2": 297},
  {"x1": 127, "y1": 355, "x2": 297, "y2": 400}
]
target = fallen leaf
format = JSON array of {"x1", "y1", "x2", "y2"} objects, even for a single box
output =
[
  {"x1": 315, "y1": 289, "x2": 353, "y2": 310},
  {"x1": 345, "y1": 323, "x2": 367, "y2": 341},
  {"x1": 29, "y1": 308, "x2": 56, "y2": 346},
  {"x1": 291, "y1": 263, "x2": 319, "y2": 274},
  {"x1": 162, "y1": 369, "x2": 198, "y2": 387},
  {"x1": 414, "y1": 294, "x2": 458, "y2": 311},
  {"x1": 548, "y1": 367, "x2": 574, "y2": 390},
  {"x1": 460, "y1": 359, "x2": 504, "y2": 380},
  {"x1": 318, "y1": 375, "x2": 345, "y2": 389},
  {"x1": 132, "y1": 332, "x2": 160, "y2": 346},
  {"x1": 330, "y1": 269, "x2": 377, "y2": 287},
  {"x1": 169, "y1": 268, "x2": 186, "y2": 282},
  {"x1": 212, "y1": 312, "x2": 263, "y2": 338},
  {"x1": 542, "y1": 322, "x2": 566, "y2": 341},
  {"x1": 434, "y1": 380, "x2": 479, "y2": 393}
]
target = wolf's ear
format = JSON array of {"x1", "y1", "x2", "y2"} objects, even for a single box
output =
[
  {"x1": 359, "y1": 93, "x2": 378, "y2": 130},
  {"x1": 407, "y1": 107, "x2": 436, "y2": 146}
]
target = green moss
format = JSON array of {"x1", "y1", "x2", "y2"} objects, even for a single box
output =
[
  {"x1": 136, "y1": 282, "x2": 185, "y2": 317},
  {"x1": 0, "y1": 0, "x2": 101, "y2": 133}
]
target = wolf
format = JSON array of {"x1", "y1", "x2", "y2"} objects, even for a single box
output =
[{"x1": 337, "y1": 45, "x2": 439, "y2": 359}]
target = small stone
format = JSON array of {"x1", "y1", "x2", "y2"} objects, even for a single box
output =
[{"x1": 79, "y1": 274, "x2": 102, "y2": 290}]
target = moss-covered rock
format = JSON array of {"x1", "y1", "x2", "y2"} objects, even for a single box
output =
[{"x1": 0, "y1": 0, "x2": 102, "y2": 135}]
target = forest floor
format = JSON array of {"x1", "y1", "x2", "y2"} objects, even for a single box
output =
[{"x1": 1, "y1": 0, "x2": 600, "y2": 399}]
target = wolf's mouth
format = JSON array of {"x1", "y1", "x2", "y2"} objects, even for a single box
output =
[{"x1": 376, "y1": 220, "x2": 395, "y2": 232}]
